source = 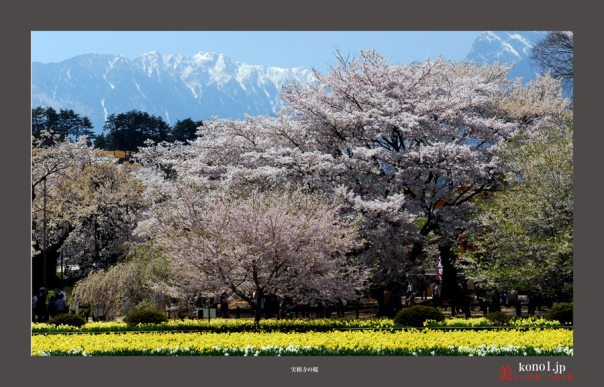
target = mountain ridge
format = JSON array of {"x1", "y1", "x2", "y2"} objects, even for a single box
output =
[
  {"x1": 32, "y1": 51, "x2": 315, "y2": 132},
  {"x1": 465, "y1": 31, "x2": 547, "y2": 82},
  {"x1": 32, "y1": 32, "x2": 551, "y2": 132}
]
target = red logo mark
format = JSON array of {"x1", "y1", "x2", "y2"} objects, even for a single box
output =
[{"x1": 499, "y1": 365, "x2": 514, "y2": 382}]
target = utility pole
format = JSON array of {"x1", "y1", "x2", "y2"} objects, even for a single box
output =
[{"x1": 42, "y1": 176, "x2": 47, "y2": 288}]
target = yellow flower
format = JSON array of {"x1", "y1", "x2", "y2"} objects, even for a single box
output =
[{"x1": 32, "y1": 328, "x2": 572, "y2": 356}]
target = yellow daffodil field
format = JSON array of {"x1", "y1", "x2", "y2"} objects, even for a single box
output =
[
  {"x1": 31, "y1": 316, "x2": 566, "y2": 334},
  {"x1": 32, "y1": 318, "x2": 396, "y2": 333},
  {"x1": 31, "y1": 322, "x2": 573, "y2": 356}
]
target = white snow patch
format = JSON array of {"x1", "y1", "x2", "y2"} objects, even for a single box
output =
[
  {"x1": 500, "y1": 42, "x2": 520, "y2": 58},
  {"x1": 509, "y1": 33, "x2": 534, "y2": 55},
  {"x1": 188, "y1": 84, "x2": 201, "y2": 99},
  {"x1": 186, "y1": 84, "x2": 198, "y2": 98},
  {"x1": 108, "y1": 56, "x2": 122, "y2": 71},
  {"x1": 101, "y1": 99, "x2": 108, "y2": 120},
  {"x1": 484, "y1": 31, "x2": 502, "y2": 42},
  {"x1": 193, "y1": 52, "x2": 216, "y2": 64},
  {"x1": 133, "y1": 80, "x2": 145, "y2": 97},
  {"x1": 509, "y1": 33, "x2": 532, "y2": 47},
  {"x1": 103, "y1": 75, "x2": 115, "y2": 90}
]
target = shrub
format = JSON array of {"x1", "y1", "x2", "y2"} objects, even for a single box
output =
[
  {"x1": 486, "y1": 311, "x2": 512, "y2": 325},
  {"x1": 70, "y1": 244, "x2": 172, "y2": 321},
  {"x1": 123, "y1": 309, "x2": 168, "y2": 326},
  {"x1": 394, "y1": 305, "x2": 444, "y2": 327},
  {"x1": 48, "y1": 313, "x2": 86, "y2": 327},
  {"x1": 545, "y1": 303, "x2": 572, "y2": 325}
]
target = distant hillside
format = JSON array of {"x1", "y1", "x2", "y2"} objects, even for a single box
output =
[
  {"x1": 32, "y1": 52, "x2": 315, "y2": 132},
  {"x1": 466, "y1": 31, "x2": 547, "y2": 82},
  {"x1": 32, "y1": 32, "x2": 554, "y2": 132}
]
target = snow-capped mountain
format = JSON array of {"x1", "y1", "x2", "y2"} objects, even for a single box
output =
[
  {"x1": 32, "y1": 32, "x2": 553, "y2": 132},
  {"x1": 32, "y1": 52, "x2": 315, "y2": 132},
  {"x1": 466, "y1": 31, "x2": 547, "y2": 82}
]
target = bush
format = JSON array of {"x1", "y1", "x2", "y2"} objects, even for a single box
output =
[
  {"x1": 48, "y1": 313, "x2": 86, "y2": 327},
  {"x1": 486, "y1": 311, "x2": 512, "y2": 325},
  {"x1": 394, "y1": 305, "x2": 444, "y2": 327},
  {"x1": 123, "y1": 309, "x2": 168, "y2": 326},
  {"x1": 545, "y1": 303, "x2": 573, "y2": 325}
]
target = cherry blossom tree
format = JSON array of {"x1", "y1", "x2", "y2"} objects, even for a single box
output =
[
  {"x1": 32, "y1": 136, "x2": 103, "y2": 287},
  {"x1": 136, "y1": 186, "x2": 366, "y2": 323},
  {"x1": 32, "y1": 137, "x2": 147, "y2": 287},
  {"x1": 277, "y1": 51, "x2": 566, "y2": 304},
  {"x1": 135, "y1": 51, "x2": 567, "y2": 313},
  {"x1": 52, "y1": 161, "x2": 147, "y2": 275}
]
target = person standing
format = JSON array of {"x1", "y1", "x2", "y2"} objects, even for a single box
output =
[
  {"x1": 55, "y1": 293, "x2": 68, "y2": 315},
  {"x1": 47, "y1": 294, "x2": 57, "y2": 319},
  {"x1": 35, "y1": 287, "x2": 49, "y2": 322},
  {"x1": 57, "y1": 288, "x2": 66, "y2": 302},
  {"x1": 32, "y1": 293, "x2": 38, "y2": 322}
]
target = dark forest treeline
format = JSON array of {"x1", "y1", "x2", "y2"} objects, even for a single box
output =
[{"x1": 32, "y1": 107, "x2": 203, "y2": 152}]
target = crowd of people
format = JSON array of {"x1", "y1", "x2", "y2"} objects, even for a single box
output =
[{"x1": 32, "y1": 287, "x2": 68, "y2": 322}]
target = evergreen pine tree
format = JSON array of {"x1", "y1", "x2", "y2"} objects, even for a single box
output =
[{"x1": 170, "y1": 118, "x2": 203, "y2": 142}]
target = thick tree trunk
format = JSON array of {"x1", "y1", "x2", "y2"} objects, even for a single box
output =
[
  {"x1": 402, "y1": 231, "x2": 462, "y2": 312},
  {"x1": 408, "y1": 241, "x2": 424, "y2": 262},
  {"x1": 254, "y1": 290, "x2": 263, "y2": 325},
  {"x1": 371, "y1": 286, "x2": 403, "y2": 317},
  {"x1": 31, "y1": 220, "x2": 73, "y2": 291},
  {"x1": 438, "y1": 244, "x2": 460, "y2": 312},
  {"x1": 32, "y1": 242, "x2": 60, "y2": 290}
]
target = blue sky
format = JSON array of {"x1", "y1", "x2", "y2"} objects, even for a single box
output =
[{"x1": 31, "y1": 31, "x2": 481, "y2": 71}]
